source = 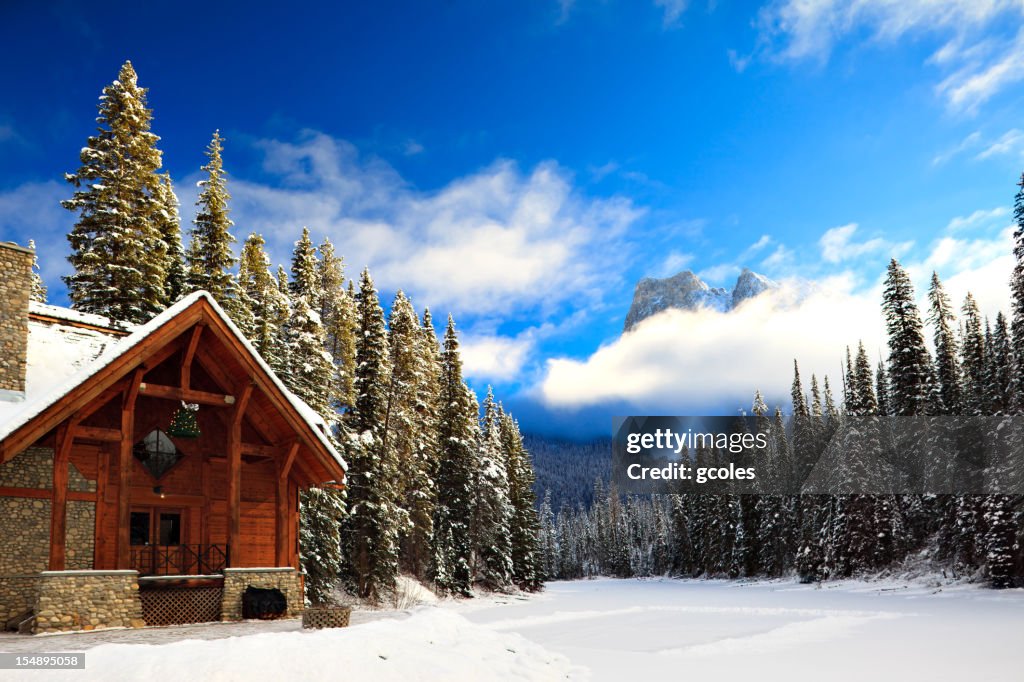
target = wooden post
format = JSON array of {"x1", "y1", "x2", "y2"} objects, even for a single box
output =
[
  {"x1": 94, "y1": 444, "x2": 110, "y2": 568},
  {"x1": 276, "y1": 441, "x2": 299, "y2": 567},
  {"x1": 227, "y1": 384, "x2": 253, "y2": 567},
  {"x1": 48, "y1": 420, "x2": 75, "y2": 570},
  {"x1": 117, "y1": 369, "x2": 144, "y2": 569}
]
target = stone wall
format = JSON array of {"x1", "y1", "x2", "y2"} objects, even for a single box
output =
[
  {"x1": 0, "y1": 447, "x2": 96, "y2": 574},
  {"x1": 0, "y1": 575, "x2": 40, "y2": 623},
  {"x1": 0, "y1": 446, "x2": 96, "y2": 491},
  {"x1": 221, "y1": 568, "x2": 302, "y2": 621},
  {"x1": 0, "y1": 241, "x2": 32, "y2": 398},
  {"x1": 34, "y1": 570, "x2": 144, "y2": 633}
]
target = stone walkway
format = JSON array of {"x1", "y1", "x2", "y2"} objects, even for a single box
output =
[{"x1": 0, "y1": 610, "x2": 407, "y2": 653}]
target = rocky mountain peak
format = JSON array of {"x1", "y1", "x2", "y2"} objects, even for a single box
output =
[{"x1": 623, "y1": 268, "x2": 778, "y2": 332}]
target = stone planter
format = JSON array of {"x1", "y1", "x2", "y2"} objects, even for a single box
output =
[{"x1": 302, "y1": 606, "x2": 351, "y2": 629}]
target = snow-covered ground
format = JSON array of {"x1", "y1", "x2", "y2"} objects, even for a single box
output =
[
  {"x1": 5, "y1": 578, "x2": 1023, "y2": 681},
  {"x1": 455, "y1": 578, "x2": 1024, "y2": 681}
]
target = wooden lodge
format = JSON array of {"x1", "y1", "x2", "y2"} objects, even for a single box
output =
[{"x1": 0, "y1": 241, "x2": 346, "y2": 633}]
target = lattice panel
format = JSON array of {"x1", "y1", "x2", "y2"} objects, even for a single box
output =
[
  {"x1": 302, "y1": 606, "x2": 351, "y2": 629},
  {"x1": 140, "y1": 587, "x2": 223, "y2": 627}
]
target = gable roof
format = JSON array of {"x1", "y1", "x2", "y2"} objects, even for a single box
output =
[{"x1": 0, "y1": 291, "x2": 347, "y2": 478}]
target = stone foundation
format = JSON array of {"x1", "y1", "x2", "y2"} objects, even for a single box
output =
[
  {"x1": 33, "y1": 570, "x2": 144, "y2": 633},
  {"x1": 0, "y1": 575, "x2": 40, "y2": 623},
  {"x1": 221, "y1": 568, "x2": 302, "y2": 621}
]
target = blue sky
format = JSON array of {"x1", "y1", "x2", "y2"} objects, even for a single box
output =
[{"x1": 3, "y1": 0, "x2": 1024, "y2": 437}]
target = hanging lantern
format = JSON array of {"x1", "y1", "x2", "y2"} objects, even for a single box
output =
[{"x1": 167, "y1": 401, "x2": 201, "y2": 438}]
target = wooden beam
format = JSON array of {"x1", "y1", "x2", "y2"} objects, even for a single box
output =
[
  {"x1": 138, "y1": 382, "x2": 236, "y2": 406},
  {"x1": 180, "y1": 324, "x2": 203, "y2": 391},
  {"x1": 276, "y1": 441, "x2": 300, "y2": 567},
  {"x1": 117, "y1": 369, "x2": 143, "y2": 569},
  {"x1": 94, "y1": 446, "x2": 110, "y2": 569},
  {"x1": 49, "y1": 419, "x2": 78, "y2": 570},
  {"x1": 241, "y1": 442, "x2": 278, "y2": 457},
  {"x1": 227, "y1": 383, "x2": 253, "y2": 567},
  {"x1": 0, "y1": 486, "x2": 95, "y2": 501},
  {"x1": 76, "y1": 426, "x2": 121, "y2": 442},
  {"x1": 280, "y1": 441, "x2": 300, "y2": 482}
]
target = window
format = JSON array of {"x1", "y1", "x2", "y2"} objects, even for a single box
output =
[{"x1": 133, "y1": 429, "x2": 183, "y2": 479}]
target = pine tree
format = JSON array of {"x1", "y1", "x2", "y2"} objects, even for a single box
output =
[
  {"x1": 503, "y1": 409, "x2": 543, "y2": 589},
  {"x1": 186, "y1": 131, "x2": 238, "y2": 305},
  {"x1": 928, "y1": 272, "x2": 963, "y2": 415},
  {"x1": 63, "y1": 61, "x2": 169, "y2": 323},
  {"x1": 987, "y1": 313, "x2": 1013, "y2": 415},
  {"x1": 341, "y1": 268, "x2": 403, "y2": 601},
  {"x1": 883, "y1": 259, "x2": 934, "y2": 416},
  {"x1": 282, "y1": 236, "x2": 333, "y2": 419},
  {"x1": 1010, "y1": 172, "x2": 1024, "y2": 413},
  {"x1": 318, "y1": 239, "x2": 357, "y2": 412},
  {"x1": 431, "y1": 316, "x2": 479, "y2": 595},
  {"x1": 472, "y1": 389, "x2": 514, "y2": 589},
  {"x1": 875, "y1": 361, "x2": 891, "y2": 417},
  {"x1": 387, "y1": 291, "x2": 437, "y2": 579},
  {"x1": 300, "y1": 486, "x2": 347, "y2": 605},
  {"x1": 27, "y1": 240, "x2": 47, "y2": 304},
  {"x1": 960, "y1": 293, "x2": 988, "y2": 416},
  {"x1": 154, "y1": 173, "x2": 185, "y2": 305},
  {"x1": 237, "y1": 233, "x2": 285, "y2": 365}
]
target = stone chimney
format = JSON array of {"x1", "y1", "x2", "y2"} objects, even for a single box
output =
[{"x1": 0, "y1": 241, "x2": 33, "y2": 402}]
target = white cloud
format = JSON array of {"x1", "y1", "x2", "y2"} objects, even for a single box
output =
[
  {"x1": 657, "y1": 250, "x2": 696, "y2": 276},
  {"x1": 818, "y1": 223, "x2": 912, "y2": 263},
  {"x1": 945, "y1": 206, "x2": 1009, "y2": 231},
  {"x1": 932, "y1": 130, "x2": 982, "y2": 166},
  {"x1": 539, "y1": 281, "x2": 885, "y2": 411},
  {"x1": 460, "y1": 333, "x2": 535, "y2": 382},
  {"x1": 975, "y1": 128, "x2": 1024, "y2": 160},
  {"x1": 654, "y1": 0, "x2": 689, "y2": 27},
  {"x1": 760, "y1": 244, "x2": 793, "y2": 269},
  {"x1": 403, "y1": 139, "x2": 425, "y2": 156},
  {"x1": 211, "y1": 131, "x2": 643, "y2": 319},
  {"x1": 0, "y1": 180, "x2": 75, "y2": 289},
  {"x1": 756, "y1": 0, "x2": 1024, "y2": 111}
]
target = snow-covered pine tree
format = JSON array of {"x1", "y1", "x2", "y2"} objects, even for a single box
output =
[
  {"x1": 186, "y1": 131, "x2": 238, "y2": 308},
  {"x1": 1010, "y1": 172, "x2": 1024, "y2": 413},
  {"x1": 502, "y1": 409, "x2": 543, "y2": 590},
  {"x1": 386, "y1": 291, "x2": 436, "y2": 579},
  {"x1": 154, "y1": 173, "x2": 185, "y2": 306},
  {"x1": 960, "y1": 293, "x2": 988, "y2": 416},
  {"x1": 300, "y1": 486, "x2": 347, "y2": 605},
  {"x1": 471, "y1": 388, "x2": 513, "y2": 589},
  {"x1": 875, "y1": 361, "x2": 891, "y2": 417},
  {"x1": 273, "y1": 266, "x2": 292, "y2": 375},
  {"x1": 538, "y1": 490, "x2": 558, "y2": 580},
  {"x1": 987, "y1": 313, "x2": 1013, "y2": 415},
  {"x1": 63, "y1": 61, "x2": 169, "y2": 324},
  {"x1": 237, "y1": 233, "x2": 284, "y2": 365},
  {"x1": 431, "y1": 315, "x2": 478, "y2": 595},
  {"x1": 883, "y1": 259, "x2": 934, "y2": 417},
  {"x1": 341, "y1": 268, "x2": 404, "y2": 601},
  {"x1": 928, "y1": 272, "x2": 963, "y2": 415},
  {"x1": 27, "y1": 240, "x2": 46, "y2": 304},
  {"x1": 282, "y1": 233, "x2": 333, "y2": 418},
  {"x1": 318, "y1": 239, "x2": 357, "y2": 413}
]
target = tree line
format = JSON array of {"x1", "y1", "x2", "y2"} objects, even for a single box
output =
[
  {"x1": 540, "y1": 187, "x2": 1024, "y2": 589},
  {"x1": 58, "y1": 61, "x2": 544, "y2": 602}
]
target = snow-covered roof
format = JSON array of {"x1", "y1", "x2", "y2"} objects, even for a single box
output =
[
  {"x1": 29, "y1": 301, "x2": 135, "y2": 332},
  {"x1": 0, "y1": 292, "x2": 346, "y2": 474}
]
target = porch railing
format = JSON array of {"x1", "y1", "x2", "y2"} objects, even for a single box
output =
[{"x1": 130, "y1": 544, "x2": 229, "y2": 576}]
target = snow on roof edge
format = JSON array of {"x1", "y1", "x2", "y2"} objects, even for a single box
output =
[
  {"x1": 1, "y1": 291, "x2": 347, "y2": 475},
  {"x1": 29, "y1": 301, "x2": 134, "y2": 332}
]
